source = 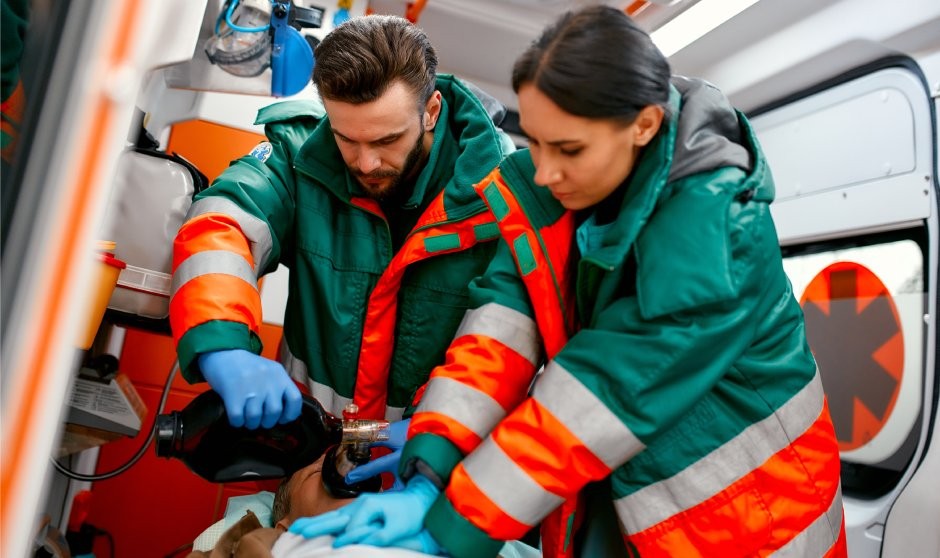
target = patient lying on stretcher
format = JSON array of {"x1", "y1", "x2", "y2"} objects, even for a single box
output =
[
  {"x1": 187, "y1": 455, "x2": 537, "y2": 558},
  {"x1": 186, "y1": 454, "x2": 419, "y2": 557}
]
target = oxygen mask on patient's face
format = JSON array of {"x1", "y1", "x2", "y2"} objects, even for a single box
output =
[
  {"x1": 320, "y1": 403, "x2": 387, "y2": 498},
  {"x1": 155, "y1": 391, "x2": 388, "y2": 498}
]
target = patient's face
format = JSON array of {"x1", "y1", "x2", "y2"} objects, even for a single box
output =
[{"x1": 275, "y1": 455, "x2": 353, "y2": 529}]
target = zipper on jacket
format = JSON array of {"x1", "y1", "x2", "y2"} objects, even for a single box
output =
[{"x1": 576, "y1": 256, "x2": 615, "y2": 326}]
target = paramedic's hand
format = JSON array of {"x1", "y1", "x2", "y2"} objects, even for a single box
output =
[
  {"x1": 289, "y1": 474, "x2": 442, "y2": 553},
  {"x1": 345, "y1": 418, "x2": 410, "y2": 488},
  {"x1": 198, "y1": 349, "x2": 302, "y2": 430}
]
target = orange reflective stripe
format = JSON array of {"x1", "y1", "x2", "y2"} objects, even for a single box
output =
[
  {"x1": 475, "y1": 173, "x2": 573, "y2": 357},
  {"x1": 413, "y1": 333, "x2": 537, "y2": 453},
  {"x1": 434, "y1": 335, "x2": 537, "y2": 409},
  {"x1": 447, "y1": 463, "x2": 534, "y2": 540},
  {"x1": 474, "y1": 170, "x2": 580, "y2": 556},
  {"x1": 353, "y1": 193, "x2": 497, "y2": 419},
  {"x1": 173, "y1": 214, "x2": 254, "y2": 270},
  {"x1": 492, "y1": 398, "x2": 610, "y2": 496},
  {"x1": 628, "y1": 403, "x2": 842, "y2": 556},
  {"x1": 411, "y1": 411, "x2": 484, "y2": 454},
  {"x1": 169, "y1": 274, "x2": 262, "y2": 342}
]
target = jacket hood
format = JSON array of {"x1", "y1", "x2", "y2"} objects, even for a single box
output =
[
  {"x1": 668, "y1": 76, "x2": 751, "y2": 182},
  {"x1": 576, "y1": 76, "x2": 764, "y2": 270},
  {"x1": 432, "y1": 75, "x2": 512, "y2": 218}
]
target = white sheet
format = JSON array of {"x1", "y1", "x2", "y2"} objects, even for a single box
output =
[{"x1": 271, "y1": 533, "x2": 438, "y2": 557}]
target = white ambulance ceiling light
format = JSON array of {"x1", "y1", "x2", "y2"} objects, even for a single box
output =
[{"x1": 650, "y1": 0, "x2": 761, "y2": 57}]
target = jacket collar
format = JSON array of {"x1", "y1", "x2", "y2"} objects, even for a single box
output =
[
  {"x1": 585, "y1": 78, "x2": 766, "y2": 268},
  {"x1": 583, "y1": 85, "x2": 681, "y2": 268}
]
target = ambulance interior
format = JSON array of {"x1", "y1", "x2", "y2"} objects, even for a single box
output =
[{"x1": 1, "y1": 1, "x2": 938, "y2": 557}]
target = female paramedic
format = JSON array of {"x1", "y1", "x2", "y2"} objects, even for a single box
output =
[{"x1": 289, "y1": 5, "x2": 846, "y2": 557}]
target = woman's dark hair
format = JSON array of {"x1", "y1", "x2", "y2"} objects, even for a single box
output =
[
  {"x1": 313, "y1": 15, "x2": 437, "y2": 112},
  {"x1": 512, "y1": 5, "x2": 671, "y2": 123}
]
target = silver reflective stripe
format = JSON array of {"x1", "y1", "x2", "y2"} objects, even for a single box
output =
[
  {"x1": 280, "y1": 340, "x2": 405, "y2": 422},
  {"x1": 462, "y1": 437, "x2": 564, "y2": 526},
  {"x1": 615, "y1": 370, "x2": 827, "y2": 534},
  {"x1": 455, "y1": 303, "x2": 540, "y2": 366},
  {"x1": 416, "y1": 377, "x2": 506, "y2": 439},
  {"x1": 533, "y1": 361, "x2": 644, "y2": 469},
  {"x1": 171, "y1": 250, "x2": 258, "y2": 297},
  {"x1": 771, "y1": 483, "x2": 843, "y2": 557},
  {"x1": 186, "y1": 197, "x2": 274, "y2": 273}
]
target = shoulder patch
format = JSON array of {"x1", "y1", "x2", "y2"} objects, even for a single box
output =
[{"x1": 249, "y1": 141, "x2": 273, "y2": 163}]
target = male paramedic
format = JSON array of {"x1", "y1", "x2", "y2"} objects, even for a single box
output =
[{"x1": 169, "y1": 14, "x2": 513, "y2": 484}]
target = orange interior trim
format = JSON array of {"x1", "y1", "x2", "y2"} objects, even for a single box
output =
[
  {"x1": 166, "y1": 119, "x2": 265, "y2": 182},
  {"x1": 405, "y1": 0, "x2": 428, "y2": 23},
  {"x1": 626, "y1": 1, "x2": 650, "y2": 16}
]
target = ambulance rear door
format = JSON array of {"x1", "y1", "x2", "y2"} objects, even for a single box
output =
[{"x1": 750, "y1": 58, "x2": 939, "y2": 558}]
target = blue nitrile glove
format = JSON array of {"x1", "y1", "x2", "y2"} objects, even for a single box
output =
[
  {"x1": 198, "y1": 349, "x2": 302, "y2": 430},
  {"x1": 345, "y1": 418, "x2": 410, "y2": 488},
  {"x1": 289, "y1": 474, "x2": 441, "y2": 552}
]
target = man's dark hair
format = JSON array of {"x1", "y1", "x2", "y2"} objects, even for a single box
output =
[
  {"x1": 272, "y1": 477, "x2": 291, "y2": 525},
  {"x1": 313, "y1": 15, "x2": 438, "y2": 111},
  {"x1": 512, "y1": 5, "x2": 671, "y2": 124}
]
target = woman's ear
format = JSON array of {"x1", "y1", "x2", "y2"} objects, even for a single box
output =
[{"x1": 632, "y1": 105, "x2": 665, "y2": 146}]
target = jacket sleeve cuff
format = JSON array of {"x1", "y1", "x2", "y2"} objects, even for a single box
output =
[
  {"x1": 176, "y1": 321, "x2": 262, "y2": 383},
  {"x1": 399, "y1": 433, "x2": 463, "y2": 488},
  {"x1": 425, "y1": 493, "x2": 505, "y2": 558}
]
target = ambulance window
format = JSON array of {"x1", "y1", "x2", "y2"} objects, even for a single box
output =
[{"x1": 782, "y1": 228, "x2": 926, "y2": 498}]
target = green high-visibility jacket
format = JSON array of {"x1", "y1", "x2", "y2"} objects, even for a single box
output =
[
  {"x1": 403, "y1": 77, "x2": 843, "y2": 558},
  {"x1": 171, "y1": 75, "x2": 513, "y2": 418}
]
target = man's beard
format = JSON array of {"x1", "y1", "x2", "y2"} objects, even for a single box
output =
[{"x1": 354, "y1": 131, "x2": 426, "y2": 203}]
